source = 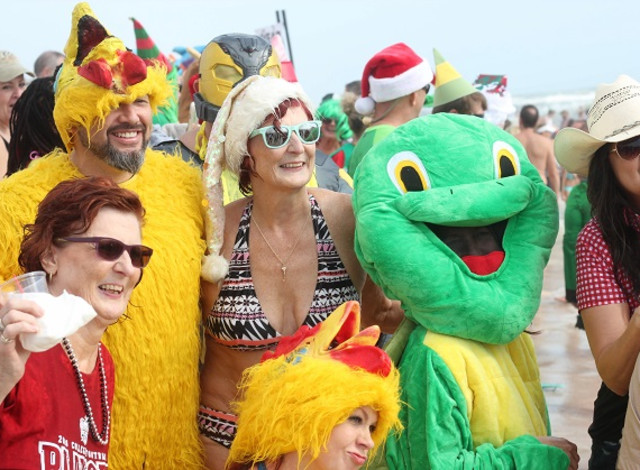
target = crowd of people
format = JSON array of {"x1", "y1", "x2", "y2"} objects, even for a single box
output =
[{"x1": 0, "y1": 2, "x2": 639, "y2": 470}]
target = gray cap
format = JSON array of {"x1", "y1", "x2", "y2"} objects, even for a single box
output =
[{"x1": 0, "y1": 51, "x2": 34, "y2": 82}]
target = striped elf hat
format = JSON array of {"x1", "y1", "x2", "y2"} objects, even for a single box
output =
[
  {"x1": 130, "y1": 17, "x2": 172, "y2": 73},
  {"x1": 432, "y1": 48, "x2": 477, "y2": 108}
]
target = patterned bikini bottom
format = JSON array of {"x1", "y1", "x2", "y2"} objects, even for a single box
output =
[{"x1": 198, "y1": 405, "x2": 238, "y2": 449}]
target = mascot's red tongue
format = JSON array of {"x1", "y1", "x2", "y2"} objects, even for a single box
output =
[{"x1": 462, "y1": 250, "x2": 505, "y2": 275}]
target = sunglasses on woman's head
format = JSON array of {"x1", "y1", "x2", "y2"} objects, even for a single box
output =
[
  {"x1": 249, "y1": 120, "x2": 322, "y2": 149},
  {"x1": 613, "y1": 135, "x2": 640, "y2": 161},
  {"x1": 56, "y1": 237, "x2": 153, "y2": 268}
]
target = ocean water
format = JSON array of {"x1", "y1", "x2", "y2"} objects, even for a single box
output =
[
  {"x1": 420, "y1": 89, "x2": 596, "y2": 128},
  {"x1": 511, "y1": 90, "x2": 595, "y2": 122}
]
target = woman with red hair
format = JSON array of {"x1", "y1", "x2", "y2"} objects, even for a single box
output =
[{"x1": 0, "y1": 177, "x2": 152, "y2": 469}]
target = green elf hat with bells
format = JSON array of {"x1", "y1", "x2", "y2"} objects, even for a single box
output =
[{"x1": 432, "y1": 48, "x2": 478, "y2": 108}]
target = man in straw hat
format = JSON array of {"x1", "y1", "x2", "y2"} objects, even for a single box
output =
[
  {"x1": 0, "y1": 3, "x2": 206, "y2": 467},
  {"x1": 555, "y1": 74, "x2": 640, "y2": 470}
]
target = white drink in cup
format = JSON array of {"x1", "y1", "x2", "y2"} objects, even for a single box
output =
[
  {"x1": 0, "y1": 271, "x2": 49, "y2": 311},
  {"x1": 0, "y1": 271, "x2": 97, "y2": 352}
]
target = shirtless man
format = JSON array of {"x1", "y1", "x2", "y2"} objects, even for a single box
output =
[{"x1": 516, "y1": 104, "x2": 560, "y2": 196}]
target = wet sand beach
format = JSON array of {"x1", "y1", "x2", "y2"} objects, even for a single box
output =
[{"x1": 534, "y1": 201, "x2": 600, "y2": 469}]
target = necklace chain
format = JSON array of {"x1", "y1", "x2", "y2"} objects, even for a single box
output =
[
  {"x1": 62, "y1": 337, "x2": 110, "y2": 446},
  {"x1": 252, "y1": 213, "x2": 308, "y2": 282}
]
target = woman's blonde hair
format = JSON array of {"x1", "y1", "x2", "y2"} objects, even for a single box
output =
[{"x1": 226, "y1": 302, "x2": 402, "y2": 468}]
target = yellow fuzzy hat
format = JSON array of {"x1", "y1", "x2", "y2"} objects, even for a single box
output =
[
  {"x1": 227, "y1": 302, "x2": 402, "y2": 468},
  {"x1": 53, "y1": 2, "x2": 172, "y2": 151}
]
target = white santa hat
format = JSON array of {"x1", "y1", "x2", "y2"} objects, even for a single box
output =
[{"x1": 355, "y1": 43, "x2": 433, "y2": 115}]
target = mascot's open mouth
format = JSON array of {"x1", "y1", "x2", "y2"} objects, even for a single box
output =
[{"x1": 427, "y1": 221, "x2": 507, "y2": 275}]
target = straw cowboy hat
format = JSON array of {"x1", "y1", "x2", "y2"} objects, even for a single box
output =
[{"x1": 555, "y1": 74, "x2": 640, "y2": 176}]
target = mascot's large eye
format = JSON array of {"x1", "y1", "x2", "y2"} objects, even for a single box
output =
[
  {"x1": 214, "y1": 64, "x2": 243, "y2": 84},
  {"x1": 261, "y1": 65, "x2": 280, "y2": 77},
  {"x1": 493, "y1": 141, "x2": 521, "y2": 179},
  {"x1": 387, "y1": 151, "x2": 431, "y2": 194}
]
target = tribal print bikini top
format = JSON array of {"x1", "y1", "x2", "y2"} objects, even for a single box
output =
[{"x1": 206, "y1": 195, "x2": 359, "y2": 351}]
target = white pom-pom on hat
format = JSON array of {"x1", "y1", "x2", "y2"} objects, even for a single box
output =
[
  {"x1": 201, "y1": 254, "x2": 229, "y2": 284},
  {"x1": 355, "y1": 96, "x2": 375, "y2": 116}
]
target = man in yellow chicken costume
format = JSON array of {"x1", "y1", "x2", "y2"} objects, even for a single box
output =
[{"x1": 0, "y1": 3, "x2": 206, "y2": 468}]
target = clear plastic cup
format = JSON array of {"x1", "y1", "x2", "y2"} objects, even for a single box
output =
[{"x1": 0, "y1": 271, "x2": 49, "y2": 297}]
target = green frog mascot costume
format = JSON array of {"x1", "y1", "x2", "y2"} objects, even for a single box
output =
[{"x1": 353, "y1": 113, "x2": 571, "y2": 468}]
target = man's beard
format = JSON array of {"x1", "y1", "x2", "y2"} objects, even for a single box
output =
[{"x1": 80, "y1": 128, "x2": 147, "y2": 174}]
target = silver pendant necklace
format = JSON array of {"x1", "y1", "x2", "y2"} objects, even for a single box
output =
[
  {"x1": 62, "y1": 337, "x2": 110, "y2": 446},
  {"x1": 252, "y1": 213, "x2": 308, "y2": 282}
]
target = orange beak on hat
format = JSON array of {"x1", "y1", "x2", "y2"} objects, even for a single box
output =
[
  {"x1": 77, "y1": 46, "x2": 147, "y2": 92},
  {"x1": 261, "y1": 301, "x2": 392, "y2": 377}
]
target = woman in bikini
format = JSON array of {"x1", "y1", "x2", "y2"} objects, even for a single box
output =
[{"x1": 198, "y1": 76, "x2": 401, "y2": 469}]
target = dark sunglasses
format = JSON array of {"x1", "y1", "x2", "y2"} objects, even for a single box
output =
[
  {"x1": 249, "y1": 120, "x2": 322, "y2": 149},
  {"x1": 613, "y1": 135, "x2": 640, "y2": 161},
  {"x1": 56, "y1": 237, "x2": 153, "y2": 268}
]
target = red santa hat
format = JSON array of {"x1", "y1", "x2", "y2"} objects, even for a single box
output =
[{"x1": 355, "y1": 43, "x2": 433, "y2": 115}]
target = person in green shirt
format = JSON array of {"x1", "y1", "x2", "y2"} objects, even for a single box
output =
[{"x1": 348, "y1": 43, "x2": 432, "y2": 177}]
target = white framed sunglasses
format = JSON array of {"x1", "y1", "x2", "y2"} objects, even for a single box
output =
[{"x1": 249, "y1": 120, "x2": 322, "y2": 149}]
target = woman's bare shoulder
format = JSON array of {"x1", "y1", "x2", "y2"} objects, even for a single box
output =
[
  {"x1": 224, "y1": 197, "x2": 250, "y2": 222},
  {"x1": 221, "y1": 198, "x2": 250, "y2": 244},
  {"x1": 308, "y1": 188, "x2": 352, "y2": 213},
  {"x1": 308, "y1": 188, "x2": 355, "y2": 239}
]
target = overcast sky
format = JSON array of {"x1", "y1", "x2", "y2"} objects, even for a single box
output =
[{"x1": 3, "y1": 0, "x2": 639, "y2": 105}]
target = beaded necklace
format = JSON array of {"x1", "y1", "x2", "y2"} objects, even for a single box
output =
[{"x1": 62, "y1": 337, "x2": 110, "y2": 446}]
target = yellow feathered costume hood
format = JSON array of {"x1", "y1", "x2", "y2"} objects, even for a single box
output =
[
  {"x1": 227, "y1": 302, "x2": 402, "y2": 468},
  {"x1": 54, "y1": 2, "x2": 171, "y2": 151}
]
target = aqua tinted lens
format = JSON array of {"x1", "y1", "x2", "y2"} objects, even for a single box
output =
[
  {"x1": 263, "y1": 127, "x2": 290, "y2": 148},
  {"x1": 297, "y1": 121, "x2": 321, "y2": 143},
  {"x1": 250, "y1": 121, "x2": 322, "y2": 149}
]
